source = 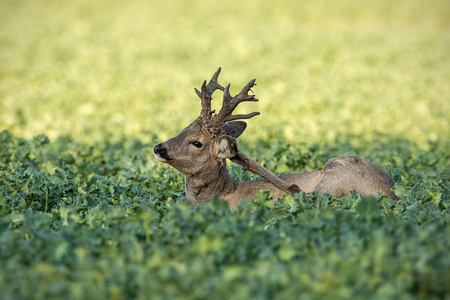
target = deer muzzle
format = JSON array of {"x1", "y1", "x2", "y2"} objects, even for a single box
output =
[{"x1": 154, "y1": 143, "x2": 171, "y2": 162}]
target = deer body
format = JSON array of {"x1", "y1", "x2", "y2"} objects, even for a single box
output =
[{"x1": 154, "y1": 69, "x2": 396, "y2": 210}]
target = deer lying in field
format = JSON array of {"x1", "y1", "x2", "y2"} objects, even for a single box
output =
[{"x1": 154, "y1": 68, "x2": 397, "y2": 210}]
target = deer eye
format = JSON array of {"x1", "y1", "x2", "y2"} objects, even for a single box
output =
[{"x1": 190, "y1": 141, "x2": 203, "y2": 149}]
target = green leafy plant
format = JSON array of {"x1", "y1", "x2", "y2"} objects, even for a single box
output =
[{"x1": 1, "y1": 131, "x2": 448, "y2": 299}]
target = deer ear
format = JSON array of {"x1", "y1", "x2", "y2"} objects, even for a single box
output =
[
  {"x1": 220, "y1": 121, "x2": 247, "y2": 138},
  {"x1": 216, "y1": 135, "x2": 239, "y2": 159}
]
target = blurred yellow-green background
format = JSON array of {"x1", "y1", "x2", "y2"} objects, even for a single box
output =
[{"x1": 1, "y1": 0, "x2": 449, "y2": 149}]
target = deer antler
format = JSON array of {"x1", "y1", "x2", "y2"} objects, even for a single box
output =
[
  {"x1": 212, "y1": 80, "x2": 260, "y2": 126},
  {"x1": 194, "y1": 67, "x2": 224, "y2": 122},
  {"x1": 194, "y1": 68, "x2": 260, "y2": 132}
]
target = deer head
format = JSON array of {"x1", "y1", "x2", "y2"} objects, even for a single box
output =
[
  {"x1": 154, "y1": 68, "x2": 259, "y2": 172},
  {"x1": 154, "y1": 68, "x2": 300, "y2": 203}
]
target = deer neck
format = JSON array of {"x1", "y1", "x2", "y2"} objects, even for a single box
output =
[{"x1": 184, "y1": 161, "x2": 237, "y2": 205}]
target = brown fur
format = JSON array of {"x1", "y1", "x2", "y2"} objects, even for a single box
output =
[
  {"x1": 154, "y1": 69, "x2": 397, "y2": 210},
  {"x1": 154, "y1": 121, "x2": 396, "y2": 210}
]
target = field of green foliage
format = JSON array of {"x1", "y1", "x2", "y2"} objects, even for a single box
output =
[{"x1": 1, "y1": 0, "x2": 449, "y2": 299}]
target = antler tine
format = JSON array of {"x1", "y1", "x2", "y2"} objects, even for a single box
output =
[
  {"x1": 195, "y1": 80, "x2": 211, "y2": 119},
  {"x1": 195, "y1": 68, "x2": 225, "y2": 120},
  {"x1": 206, "y1": 67, "x2": 224, "y2": 94},
  {"x1": 194, "y1": 81, "x2": 204, "y2": 99},
  {"x1": 222, "y1": 112, "x2": 261, "y2": 122},
  {"x1": 213, "y1": 78, "x2": 259, "y2": 126},
  {"x1": 236, "y1": 79, "x2": 257, "y2": 102}
]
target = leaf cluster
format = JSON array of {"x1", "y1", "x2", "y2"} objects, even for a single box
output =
[{"x1": 1, "y1": 131, "x2": 449, "y2": 299}]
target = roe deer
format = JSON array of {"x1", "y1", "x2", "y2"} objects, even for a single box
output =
[{"x1": 154, "y1": 68, "x2": 397, "y2": 210}]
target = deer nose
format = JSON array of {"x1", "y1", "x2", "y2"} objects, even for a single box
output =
[
  {"x1": 154, "y1": 143, "x2": 171, "y2": 161},
  {"x1": 154, "y1": 144, "x2": 164, "y2": 155}
]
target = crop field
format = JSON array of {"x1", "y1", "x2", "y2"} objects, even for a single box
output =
[{"x1": 1, "y1": 0, "x2": 449, "y2": 299}]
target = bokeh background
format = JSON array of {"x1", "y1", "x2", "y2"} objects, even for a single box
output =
[{"x1": 1, "y1": 0, "x2": 449, "y2": 151}]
